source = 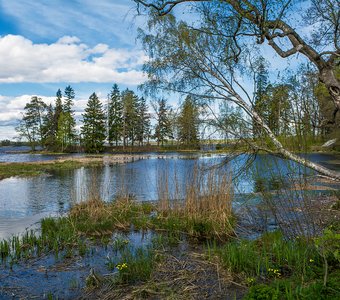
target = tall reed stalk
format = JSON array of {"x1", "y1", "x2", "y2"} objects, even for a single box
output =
[{"x1": 157, "y1": 163, "x2": 235, "y2": 238}]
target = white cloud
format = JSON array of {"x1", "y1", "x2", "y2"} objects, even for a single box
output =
[
  {"x1": 0, "y1": 95, "x2": 55, "y2": 123},
  {"x1": 0, "y1": 35, "x2": 147, "y2": 84},
  {"x1": 0, "y1": 93, "x2": 91, "y2": 140},
  {"x1": 57, "y1": 36, "x2": 81, "y2": 45}
]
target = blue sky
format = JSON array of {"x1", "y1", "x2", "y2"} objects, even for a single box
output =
[
  {"x1": 0, "y1": 0, "x2": 149, "y2": 139},
  {"x1": 0, "y1": 0, "x2": 312, "y2": 140}
]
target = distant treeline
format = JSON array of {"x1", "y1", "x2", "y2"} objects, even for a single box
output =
[{"x1": 16, "y1": 84, "x2": 200, "y2": 153}]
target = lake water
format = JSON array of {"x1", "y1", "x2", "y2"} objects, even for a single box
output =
[{"x1": 0, "y1": 150, "x2": 339, "y2": 239}]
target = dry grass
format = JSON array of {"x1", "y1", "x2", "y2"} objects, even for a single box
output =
[
  {"x1": 157, "y1": 164, "x2": 235, "y2": 239},
  {"x1": 66, "y1": 163, "x2": 235, "y2": 239},
  {"x1": 83, "y1": 250, "x2": 246, "y2": 300}
]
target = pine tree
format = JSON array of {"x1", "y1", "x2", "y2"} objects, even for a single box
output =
[
  {"x1": 81, "y1": 93, "x2": 106, "y2": 153},
  {"x1": 107, "y1": 84, "x2": 123, "y2": 146},
  {"x1": 178, "y1": 95, "x2": 199, "y2": 145},
  {"x1": 55, "y1": 89, "x2": 63, "y2": 128},
  {"x1": 16, "y1": 96, "x2": 47, "y2": 151}
]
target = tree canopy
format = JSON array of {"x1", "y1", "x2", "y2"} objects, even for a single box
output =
[{"x1": 135, "y1": 0, "x2": 340, "y2": 179}]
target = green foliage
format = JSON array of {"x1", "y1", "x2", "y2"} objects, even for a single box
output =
[
  {"x1": 0, "y1": 160, "x2": 100, "y2": 180},
  {"x1": 216, "y1": 102, "x2": 247, "y2": 140},
  {"x1": 315, "y1": 228, "x2": 340, "y2": 263},
  {"x1": 0, "y1": 139, "x2": 11, "y2": 146},
  {"x1": 41, "y1": 104, "x2": 57, "y2": 150},
  {"x1": 209, "y1": 231, "x2": 320, "y2": 279},
  {"x1": 113, "y1": 246, "x2": 156, "y2": 284},
  {"x1": 253, "y1": 57, "x2": 270, "y2": 139},
  {"x1": 121, "y1": 89, "x2": 139, "y2": 147},
  {"x1": 153, "y1": 98, "x2": 173, "y2": 146},
  {"x1": 136, "y1": 96, "x2": 151, "y2": 146},
  {"x1": 60, "y1": 85, "x2": 77, "y2": 150},
  {"x1": 177, "y1": 95, "x2": 199, "y2": 146},
  {"x1": 16, "y1": 96, "x2": 47, "y2": 151},
  {"x1": 244, "y1": 284, "x2": 279, "y2": 300},
  {"x1": 81, "y1": 93, "x2": 106, "y2": 153},
  {"x1": 107, "y1": 84, "x2": 123, "y2": 146}
]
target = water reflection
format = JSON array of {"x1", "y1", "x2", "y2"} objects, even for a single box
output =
[{"x1": 0, "y1": 153, "x2": 339, "y2": 239}]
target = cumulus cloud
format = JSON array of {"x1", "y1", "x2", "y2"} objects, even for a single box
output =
[
  {"x1": 0, "y1": 93, "x2": 91, "y2": 140},
  {"x1": 0, "y1": 35, "x2": 147, "y2": 84},
  {"x1": 0, "y1": 95, "x2": 54, "y2": 123}
]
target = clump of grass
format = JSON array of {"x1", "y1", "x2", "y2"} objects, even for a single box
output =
[
  {"x1": 69, "y1": 195, "x2": 154, "y2": 235},
  {"x1": 0, "y1": 217, "x2": 83, "y2": 264},
  {"x1": 113, "y1": 246, "x2": 157, "y2": 284},
  {"x1": 208, "y1": 230, "x2": 340, "y2": 299},
  {"x1": 208, "y1": 231, "x2": 319, "y2": 279},
  {"x1": 68, "y1": 164, "x2": 235, "y2": 240},
  {"x1": 156, "y1": 165, "x2": 235, "y2": 239}
]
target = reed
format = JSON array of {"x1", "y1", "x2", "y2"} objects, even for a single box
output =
[{"x1": 157, "y1": 164, "x2": 235, "y2": 239}]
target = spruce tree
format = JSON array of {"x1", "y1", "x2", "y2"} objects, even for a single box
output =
[
  {"x1": 62, "y1": 85, "x2": 76, "y2": 148},
  {"x1": 253, "y1": 57, "x2": 270, "y2": 138},
  {"x1": 178, "y1": 95, "x2": 199, "y2": 146},
  {"x1": 107, "y1": 84, "x2": 123, "y2": 146},
  {"x1": 81, "y1": 93, "x2": 106, "y2": 153},
  {"x1": 41, "y1": 104, "x2": 56, "y2": 149},
  {"x1": 122, "y1": 89, "x2": 138, "y2": 147},
  {"x1": 153, "y1": 99, "x2": 173, "y2": 146},
  {"x1": 136, "y1": 97, "x2": 151, "y2": 146}
]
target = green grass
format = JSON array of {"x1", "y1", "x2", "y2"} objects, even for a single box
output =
[
  {"x1": 207, "y1": 230, "x2": 340, "y2": 299},
  {"x1": 112, "y1": 246, "x2": 157, "y2": 284},
  {"x1": 0, "y1": 196, "x2": 234, "y2": 265},
  {"x1": 0, "y1": 160, "x2": 101, "y2": 180},
  {"x1": 1, "y1": 195, "x2": 339, "y2": 299}
]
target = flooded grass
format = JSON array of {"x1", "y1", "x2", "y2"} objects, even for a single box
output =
[
  {"x1": 0, "y1": 154, "x2": 144, "y2": 180},
  {"x1": 1, "y1": 201, "x2": 339, "y2": 299},
  {"x1": 0, "y1": 160, "x2": 100, "y2": 180},
  {"x1": 1, "y1": 162, "x2": 339, "y2": 299}
]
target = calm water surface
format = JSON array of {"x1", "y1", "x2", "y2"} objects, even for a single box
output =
[{"x1": 0, "y1": 151, "x2": 339, "y2": 239}]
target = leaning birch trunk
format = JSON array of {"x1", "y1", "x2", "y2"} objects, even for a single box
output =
[
  {"x1": 207, "y1": 67, "x2": 340, "y2": 181},
  {"x1": 234, "y1": 93, "x2": 340, "y2": 181}
]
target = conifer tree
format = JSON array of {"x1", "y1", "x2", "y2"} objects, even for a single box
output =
[
  {"x1": 253, "y1": 57, "x2": 270, "y2": 138},
  {"x1": 62, "y1": 85, "x2": 76, "y2": 148},
  {"x1": 81, "y1": 93, "x2": 106, "y2": 153},
  {"x1": 107, "y1": 84, "x2": 123, "y2": 146},
  {"x1": 16, "y1": 96, "x2": 47, "y2": 151},
  {"x1": 122, "y1": 89, "x2": 139, "y2": 147},
  {"x1": 178, "y1": 95, "x2": 199, "y2": 145},
  {"x1": 136, "y1": 97, "x2": 151, "y2": 146},
  {"x1": 153, "y1": 98, "x2": 173, "y2": 146},
  {"x1": 41, "y1": 104, "x2": 56, "y2": 149}
]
